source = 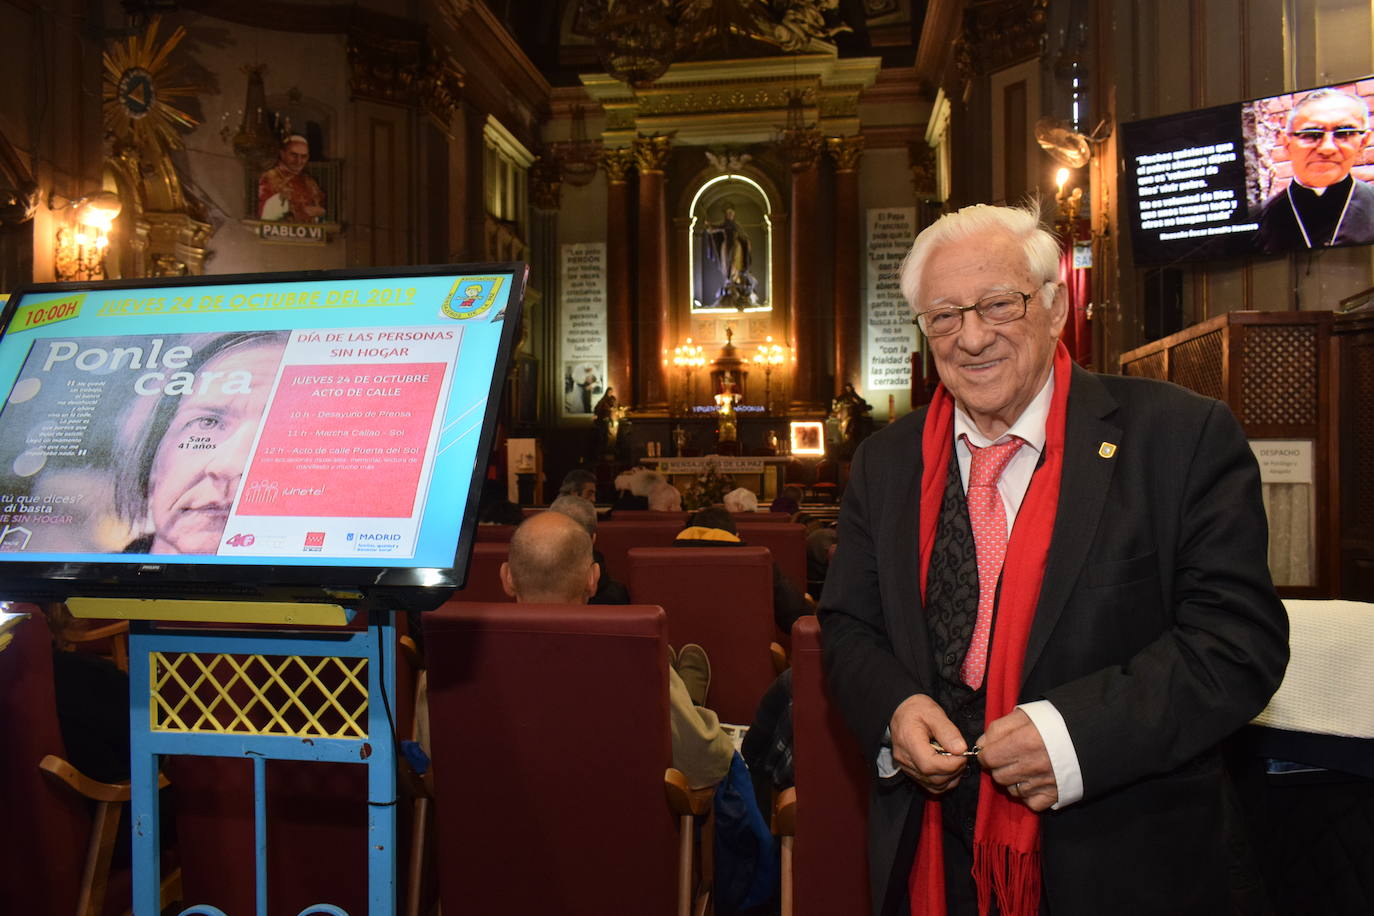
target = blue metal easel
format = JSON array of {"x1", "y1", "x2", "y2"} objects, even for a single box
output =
[{"x1": 70, "y1": 598, "x2": 398, "y2": 916}]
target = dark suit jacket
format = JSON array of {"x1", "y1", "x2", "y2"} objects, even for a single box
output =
[
  {"x1": 818, "y1": 366, "x2": 1288, "y2": 916},
  {"x1": 1255, "y1": 175, "x2": 1374, "y2": 253}
]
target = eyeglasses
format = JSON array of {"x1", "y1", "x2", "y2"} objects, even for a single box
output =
[
  {"x1": 1288, "y1": 127, "x2": 1369, "y2": 147},
  {"x1": 913, "y1": 289, "x2": 1037, "y2": 337}
]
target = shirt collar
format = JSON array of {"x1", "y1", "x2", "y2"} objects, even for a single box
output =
[{"x1": 953, "y1": 368, "x2": 1054, "y2": 455}]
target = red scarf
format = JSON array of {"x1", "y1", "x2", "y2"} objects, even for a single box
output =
[{"x1": 909, "y1": 342, "x2": 1071, "y2": 916}]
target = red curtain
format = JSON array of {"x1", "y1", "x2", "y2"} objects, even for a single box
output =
[{"x1": 1058, "y1": 235, "x2": 1093, "y2": 368}]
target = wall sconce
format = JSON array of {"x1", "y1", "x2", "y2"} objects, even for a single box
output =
[
  {"x1": 50, "y1": 190, "x2": 123, "y2": 283},
  {"x1": 671, "y1": 338, "x2": 705, "y2": 416},
  {"x1": 1054, "y1": 168, "x2": 1083, "y2": 242},
  {"x1": 751, "y1": 335, "x2": 788, "y2": 415}
]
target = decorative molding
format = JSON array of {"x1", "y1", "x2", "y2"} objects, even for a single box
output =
[
  {"x1": 143, "y1": 210, "x2": 212, "y2": 276},
  {"x1": 529, "y1": 156, "x2": 562, "y2": 210},
  {"x1": 636, "y1": 82, "x2": 813, "y2": 117},
  {"x1": 601, "y1": 147, "x2": 636, "y2": 183},
  {"x1": 347, "y1": 30, "x2": 466, "y2": 124},
  {"x1": 826, "y1": 135, "x2": 865, "y2": 172},
  {"x1": 633, "y1": 134, "x2": 673, "y2": 172},
  {"x1": 954, "y1": 0, "x2": 1049, "y2": 82},
  {"x1": 908, "y1": 141, "x2": 938, "y2": 199}
]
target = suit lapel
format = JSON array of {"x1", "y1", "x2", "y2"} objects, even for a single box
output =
[
  {"x1": 883, "y1": 410, "x2": 928, "y2": 676},
  {"x1": 1022, "y1": 365, "x2": 1121, "y2": 687}
]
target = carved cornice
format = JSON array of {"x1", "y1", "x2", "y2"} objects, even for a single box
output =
[
  {"x1": 530, "y1": 156, "x2": 562, "y2": 210},
  {"x1": 347, "y1": 30, "x2": 466, "y2": 122},
  {"x1": 633, "y1": 134, "x2": 673, "y2": 172},
  {"x1": 636, "y1": 80, "x2": 813, "y2": 117},
  {"x1": 955, "y1": 0, "x2": 1048, "y2": 81},
  {"x1": 908, "y1": 141, "x2": 938, "y2": 199},
  {"x1": 826, "y1": 135, "x2": 865, "y2": 172},
  {"x1": 601, "y1": 147, "x2": 636, "y2": 183}
]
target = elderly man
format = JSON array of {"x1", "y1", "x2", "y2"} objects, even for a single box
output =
[
  {"x1": 819, "y1": 204, "x2": 1287, "y2": 916},
  {"x1": 257, "y1": 134, "x2": 326, "y2": 223},
  {"x1": 1256, "y1": 88, "x2": 1374, "y2": 252},
  {"x1": 547, "y1": 494, "x2": 630, "y2": 605},
  {"x1": 557, "y1": 468, "x2": 598, "y2": 503},
  {"x1": 500, "y1": 511, "x2": 732, "y2": 790}
]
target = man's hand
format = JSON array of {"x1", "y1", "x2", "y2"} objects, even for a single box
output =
[
  {"x1": 890, "y1": 694, "x2": 969, "y2": 794},
  {"x1": 977, "y1": 708, "x2": 1059, "y2": 811}
]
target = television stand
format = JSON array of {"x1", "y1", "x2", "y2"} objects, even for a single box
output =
[{"x1": 69, "y1": 598, "x2": 400, "y2": 916}]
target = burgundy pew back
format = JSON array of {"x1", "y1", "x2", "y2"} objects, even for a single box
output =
[
  {"x1": 790, "y1": 615, "x2": 872, "y2": 914},
  {"x1": 0, "y1": 611, "x2": 89, "y2": 916},
  {"x1": 737, "y1": 522, "x2": 807, "y2": 593},
  {"x1": 454, "y1": 542, "x2": 513, "y2": 602},
  {"x1": 594, "y1": 521, "x2": 682, "y2": 583},
  {"x1": 627, "y1": 546, "x2": 774, "y2": 724},
  {"x1": 423, "y1": 602, "x2": 680, "y2": 914}
]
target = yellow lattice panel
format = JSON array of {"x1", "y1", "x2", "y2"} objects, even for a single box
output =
[{"x1": 150, "y1": 651, "x2": 369, "y2": 738}]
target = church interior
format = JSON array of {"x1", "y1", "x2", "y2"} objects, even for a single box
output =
[{"x1": 2, "y1": 1, "x2": 1373, "y2": 914}]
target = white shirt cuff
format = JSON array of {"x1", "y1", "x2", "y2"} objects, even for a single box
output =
[
  {"x1": 877, "y1": 727, "x2": 899, "y2": 778},
  {"x1": 1017, "y1": 699, "x2": 1083, "y2": 808}
]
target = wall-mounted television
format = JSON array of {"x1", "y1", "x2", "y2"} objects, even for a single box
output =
[
  {"x1": 0, "y1": 264, "x2": 526, "y2": 612},
  {"x1": 1121, "y1": 77, "x2": 1374, "y2": 264}
]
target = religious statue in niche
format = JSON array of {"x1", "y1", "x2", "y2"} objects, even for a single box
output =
[
  {"x1": 590, "y1": 387, "x2": 619, "y2": 459},
  {"x1": 258, "y1": 134, "x2": 325, "y2": 222},
  {"x1": 831, "y1": 383, "x2": 873, "y2": 458},
  {"x1": 699, "y1": 202, "x2": 761, "y2": 309}
]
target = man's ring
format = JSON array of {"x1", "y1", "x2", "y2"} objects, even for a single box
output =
[{"x1": 1011, "y1": 782, "x2": 1023, "y2": 795}]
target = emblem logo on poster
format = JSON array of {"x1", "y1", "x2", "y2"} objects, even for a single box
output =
[
  {"x1": 304, "y1": 531, "x2": 326, "y2": 551},
  {"x1": 225, "y1": 533, "x2": 257, "y2": 547}
]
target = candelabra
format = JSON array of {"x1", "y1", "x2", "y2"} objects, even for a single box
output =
[
  {"x1": 671, "y1": 338, "x2": 705, "y2": 415},
  {"x1": 49, "y1": 190, "x2": 122, "y2": 282},
  {"x1": 751, "y1": 335, "x2": 787, "y2": 415},
  {"x1": 1055, "y1": 167, "x2": 1084, "y2": 242}
]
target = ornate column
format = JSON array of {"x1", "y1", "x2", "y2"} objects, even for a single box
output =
[
  {"x1": 827, "y1": 135, "x2": 864, "y2": 396},
  {"x1": 786, "y1": 138, "x2": 825, "y2": 409},
  {"x1": 633, "y1": 134, "x2": 672, "y2": 409},
  {"x1": 602, "y1": 147, "x2": 636, "y2": 403}
]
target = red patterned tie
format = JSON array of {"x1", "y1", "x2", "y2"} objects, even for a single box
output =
[{"x1": 960, "y1": 434, "x2": 1025, "y2": 689}]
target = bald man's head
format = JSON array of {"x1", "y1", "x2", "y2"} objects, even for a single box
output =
[{"x1": 501, "y1": 510, "x2": 600, "y2": 604}]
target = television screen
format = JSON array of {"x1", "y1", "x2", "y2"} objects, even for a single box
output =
[
  {"x1": 1121, "y1": 78, "x2": 1374, "y2": 264},
  {"x1": 0, "y1": 264, "x2": 525, "y2": 611}
]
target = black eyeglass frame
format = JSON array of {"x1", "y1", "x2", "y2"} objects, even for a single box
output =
[{"x1": 911, "y1": 288, "x2": 1040, "y2": 337}]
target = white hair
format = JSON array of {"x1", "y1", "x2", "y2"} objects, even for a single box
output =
[
  {"x1": 722, "y1": 487, "x2": 758, "y2": 513},
  {"x1": 898, "y1": 203, "x2": 1060, "y2": 316},
  {"x1": 1286, "y1": 88, "x2": 1371, "y2": 131},
  {"x1": 646, "y1": 482, "x2": 682, "y2": 511}
]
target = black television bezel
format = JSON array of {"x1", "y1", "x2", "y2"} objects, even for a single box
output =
[
  {"x1": 0, "y1": 262, "x2": 527, "y2": 613},
  {"x1": 1120, "y1": 76, "x2": 1374, "y2": 266}
]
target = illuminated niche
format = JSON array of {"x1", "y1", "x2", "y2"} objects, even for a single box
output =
[{"x1": 689, "y1": 175, "x2": 771, "y2": 314}]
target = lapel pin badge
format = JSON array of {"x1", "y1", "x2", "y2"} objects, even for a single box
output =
[{"x1": 1098, "y1": 442, "x2": 1117, "y2": 459}]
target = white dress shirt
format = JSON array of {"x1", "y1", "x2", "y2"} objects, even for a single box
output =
[{"x1": 877, "y1": 371, "x2": 1085, "y2": 809}]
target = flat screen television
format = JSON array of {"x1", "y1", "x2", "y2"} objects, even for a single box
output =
[
  {"x1": 0, "y1": 263, "x2": 526, "y2": 612},
  {"x1": 1121, "y1": 77, "x2": 1374, "y2": 264}
]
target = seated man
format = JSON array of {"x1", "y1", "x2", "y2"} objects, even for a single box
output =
[
  {"x1": 500, "y1": 511, "x2": 733, "y2": 790},
  {"x1": 556, "y1": 468, "x2": 598, "y2": 503},
  {"x1": 547, "y1": 494, "x2": 630, "y2": 605},
  {"x1": 675, "y1": 506, "x2": 809, "y2": 634}
]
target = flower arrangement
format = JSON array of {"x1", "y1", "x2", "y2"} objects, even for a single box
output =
[{"x1": 681, "y1": 457, "x2": 736, "y2": 511}]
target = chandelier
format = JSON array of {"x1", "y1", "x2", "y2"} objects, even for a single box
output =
[
  {"x1": 551, "y1": 105, "x2": 603, "y2": 187},
  {"x1": 595, "y1": 1, "x2": 676, "y2": 89},
  {"x1": 775, "y1": 89, "x2": 823, "y2": 165}
]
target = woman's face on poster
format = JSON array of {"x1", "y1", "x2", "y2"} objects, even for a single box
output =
[{"x1": 145, "y1": 340, "x2": 285, "y2": 554}]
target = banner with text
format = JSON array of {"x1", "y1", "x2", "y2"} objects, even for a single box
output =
[
  {"x1": 560, "y1": 242, "x2": 608, "y2": 415},
  {"x1": 866, "y1": 208, "x2": 919, "y2": 391}
]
